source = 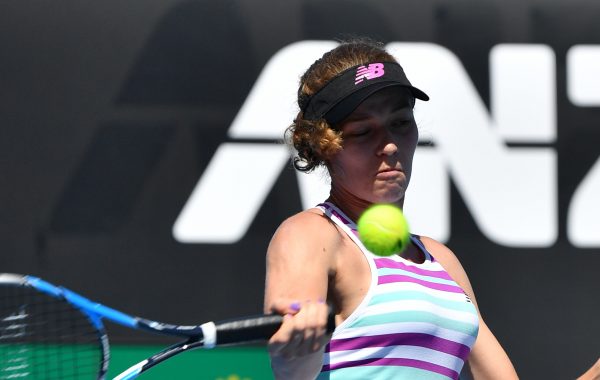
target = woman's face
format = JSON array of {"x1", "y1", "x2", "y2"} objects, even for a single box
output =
[{"x1": 327, "y1": 87, "x2": 418, "y2": 205}]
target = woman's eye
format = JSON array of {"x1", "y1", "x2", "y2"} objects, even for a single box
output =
[
  {"x1": 346, "y1": 132, "x2": 368, "y2": 139},
  {"x1": 391, "y1": 120, "x2": 411, "y2": 128},
  {"x1": 345, "y1": 126, "x2": 370, "y2": 137}
]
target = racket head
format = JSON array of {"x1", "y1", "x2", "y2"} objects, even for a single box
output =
[{"x1": 0, "y1": 273, "x2": 109, "y2": 380}]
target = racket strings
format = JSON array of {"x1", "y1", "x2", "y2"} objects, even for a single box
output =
[{"x1": 1, "y1": 285, "x2": 103, "y2": 379}]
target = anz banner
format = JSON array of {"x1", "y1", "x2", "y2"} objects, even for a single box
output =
[{"x1": 1, "y1": 0, "x2": 599, "y2": 378}]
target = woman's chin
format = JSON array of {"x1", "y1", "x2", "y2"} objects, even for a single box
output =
[{"x1": 371, "y1": 190, "x2": 405, "y2": 205}]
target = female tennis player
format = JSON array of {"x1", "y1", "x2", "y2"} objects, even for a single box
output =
[{"x1": 264, "y1": 38, "x2": 519, "y2": 379}]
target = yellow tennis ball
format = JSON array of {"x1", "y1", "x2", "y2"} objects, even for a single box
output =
[{"x1": 357, "y1": 204, "x2": 410, "y2": 256}]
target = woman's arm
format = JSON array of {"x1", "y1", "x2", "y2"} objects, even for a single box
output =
[
  {"x1": 264, "y1": 211, "x2": 338, "y2": 380},
  {"x1": 420, "y1": 237, "x2": 519, "y2": 380},
  {"x1": 467, "y1": 317, "x2": 518, "y2": 379}
]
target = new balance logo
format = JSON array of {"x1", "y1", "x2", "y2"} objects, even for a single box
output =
[{"x1": 355, "y1": 63, "x2": 385, "y2": 84}]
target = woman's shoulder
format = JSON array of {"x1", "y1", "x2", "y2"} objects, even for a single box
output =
[
  {"x1": 271, "y1": 207, "x2": 343, "y2": 241},
  {"x1": 267, "y1": 208, "x2": 342, "y2": 270},
  {"x1": 273, "y1": 207, "x2": 337, "y2": 237}
]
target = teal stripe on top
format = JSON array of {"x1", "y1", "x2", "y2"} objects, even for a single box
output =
[
  {"x1": 349, "y1": 311, "x2": 478, "y2": 337},
  {"x1": 370, "y1": 291, "x2": 475, "y2": 313},
  {"x1": 316, "y1": 364, "x2": 451, "y2": 380}
]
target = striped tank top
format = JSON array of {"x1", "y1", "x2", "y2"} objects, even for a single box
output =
[{"x1": 316, "y1": 202, "x2": 479, "y2": 380}]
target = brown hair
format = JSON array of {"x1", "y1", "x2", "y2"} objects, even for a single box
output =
[{"x1": 285, "y1": 38, "x2": 398, "y2": 172}]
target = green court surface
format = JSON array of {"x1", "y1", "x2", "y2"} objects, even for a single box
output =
[{"x1": 108, "y1": 345, "x2": 274, "y2": 379}]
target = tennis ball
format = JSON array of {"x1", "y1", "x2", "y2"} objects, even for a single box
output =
[{"x1": 357, "y1": 203, "x2": 410, "y2": 256}]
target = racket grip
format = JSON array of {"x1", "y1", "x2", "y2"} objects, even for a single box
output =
[{"x1": 211, "y1": 305, "x2": 336, "y2": 346}]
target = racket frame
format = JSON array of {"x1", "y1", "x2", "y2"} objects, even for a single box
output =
[{"x1": 1, "y1": 273, "x2": 296, "y2": 380}]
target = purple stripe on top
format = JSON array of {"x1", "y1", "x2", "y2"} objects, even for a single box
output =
[
  {"x1": 327, "y1": 332, "x2": 471, "y2": 360},
  {"x1": 322, "y1": 357, "x2": 459, "y2": 379},
  {"x1": 378, "y1": 274, "x2": 464, "y2": 293},
  {"x1": 375, "y1": 257, "x2": 453, "y2": 280}
]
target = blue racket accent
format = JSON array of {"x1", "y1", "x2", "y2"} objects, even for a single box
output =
[
  {"x1": 62, "y1": 288, "x2": 138, "y2": 328},
  {"x1": 26, "y1": 275, "x2": 63, "y2": 297},
  {"x1": 26, "y1": 275, "x2": 138, "y2": 329}
]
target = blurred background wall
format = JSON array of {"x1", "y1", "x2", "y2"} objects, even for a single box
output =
[{"x1": 1, "y1": 0, "x2": 599, "y2": 378}]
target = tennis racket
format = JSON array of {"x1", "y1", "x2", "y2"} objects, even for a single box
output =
[{"x1": 0, "y1": 273, "x2": 334, "y2": 379}]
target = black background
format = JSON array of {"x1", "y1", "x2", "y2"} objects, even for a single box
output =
[{"x1": 1, "y1": 0, "x2": 599, "y2": 378}]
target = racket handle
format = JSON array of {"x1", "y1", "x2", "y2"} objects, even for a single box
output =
[
  {"x1": 213, "y1": 314, "x2": 284, "y2": 346},
  {"x1": 204, "y1": 305, "x2": 336, "y2": 347},
  {"x1": 113, "y1": 307, "x2": 336, "y2": 379}
]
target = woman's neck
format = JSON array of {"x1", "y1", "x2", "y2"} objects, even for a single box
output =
[
  {"x1": 327, "y1": 184, "x2": 404, "y2": 222},
  {"x1": 327, "y1": 184, "x2": 419, "y2": 262},
  {"x1": 327, "y1": 193, "x2": 366, "y2": 223}
]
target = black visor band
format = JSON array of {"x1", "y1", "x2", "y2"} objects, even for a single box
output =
[{"x1": 302, "y1": 61, "x2": 429, "y2": 125}]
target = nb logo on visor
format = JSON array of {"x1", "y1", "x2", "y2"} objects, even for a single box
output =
[{"x1": 355, "y1": 63, "x2": 385, "y2": 84}]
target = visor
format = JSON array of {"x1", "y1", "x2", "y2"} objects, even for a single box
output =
[{"x1": 302, "y1": 62, "x2": 429, "y2": 124}]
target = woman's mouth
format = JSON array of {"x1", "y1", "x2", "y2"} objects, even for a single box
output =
[{"x1": 376, "y1": 168, "x2": 403, "y2": 179}]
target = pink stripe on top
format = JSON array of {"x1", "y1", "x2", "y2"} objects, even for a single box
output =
[
  {"x1": 327, "y1": 332, "x2": 472, "y2": 359},
  {"x1": 375, "y1": 257, "x2": 452, "y2": 280},
  {"x1": 378, "y1": 274, "x2": 465, "y2": 293}
]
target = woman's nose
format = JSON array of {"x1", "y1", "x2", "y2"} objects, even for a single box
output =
[
  {"x1": 378, "y1": 128, "x2": 399, "y2": 156},
  {"x1": 380, "y1": 141, "x2": 398, "y2": 156}
]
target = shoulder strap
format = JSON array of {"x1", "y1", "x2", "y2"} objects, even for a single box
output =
[
  {"x1": 316, "y1": 202, "x2": 363, "y2": 248},
  {"x1": 410, "y1": 234, "x2": 434, "y2": 262}
]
